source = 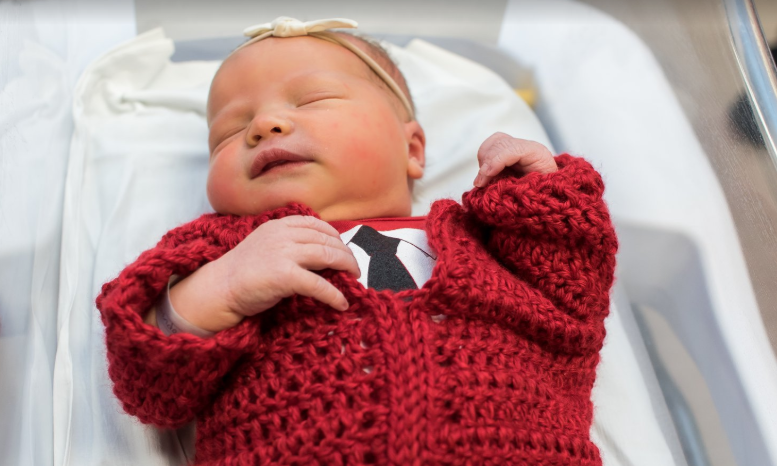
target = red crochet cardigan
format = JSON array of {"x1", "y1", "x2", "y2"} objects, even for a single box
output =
[{"x1": 97, "y1": 154, "x2": 617, "y2": 466}]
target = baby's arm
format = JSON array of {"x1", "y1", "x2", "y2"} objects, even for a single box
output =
[
  {"x1": 463, "y1": 133, "x2": 618, "y2": 353},
  {"x1": 97, "y1": 210, "x2": 359, "y2": 429}
]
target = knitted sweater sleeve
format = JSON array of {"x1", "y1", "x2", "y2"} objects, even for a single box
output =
[
  {"x1": 95, "y1": 213, "x2": 264, "y2": 429},
  {"x1": 460, "y1": 154, "x2": 618, "y2": 352}
]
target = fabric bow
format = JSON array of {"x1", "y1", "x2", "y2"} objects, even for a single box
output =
[{"x1": 243, "y1": 17, "x2": 358, "y2": 38}]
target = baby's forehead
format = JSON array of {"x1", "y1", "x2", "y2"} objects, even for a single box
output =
[
  {"x1": 217, "y1": 36, "x2": 373, "y2": 81},
  {"x1": 207, "y1": 36, "x2": 387, "y2": 118}
]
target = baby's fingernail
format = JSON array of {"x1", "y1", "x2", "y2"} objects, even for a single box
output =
[
  {"x1": 338, "y1": 300, "x2": 350, "y2": 311},
  {"x1": 479, "y1": 163, "x2": 491, "y2": 175}
]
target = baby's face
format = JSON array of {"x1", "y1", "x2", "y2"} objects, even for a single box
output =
[{"x1": 206, "y1": 36, "x2": 425, "y2": 221}]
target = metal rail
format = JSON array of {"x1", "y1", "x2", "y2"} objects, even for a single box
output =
[{"x1": 724, "y1": 0, "x2": 777, "y2": 169}]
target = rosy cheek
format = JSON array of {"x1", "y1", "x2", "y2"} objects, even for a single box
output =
[
  {"x1": 206, "y1": 152, "x2": 240, "y2": 210},
  {"x1": 206, "y1": 169, "x2": 228, "y2": 209}
]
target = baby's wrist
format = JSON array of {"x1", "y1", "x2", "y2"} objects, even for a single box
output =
[
  {"x1": 157, "y1": 275, "x2": 216, "y2": 338},
  {"x1": 167, "y1": 262, "x2": 245, "y2": 334}
]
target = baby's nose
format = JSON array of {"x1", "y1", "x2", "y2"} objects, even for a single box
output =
[
  {"x1": 246, "y1": 114, "x2": 292, "y2": 144},
  {"x1": 249, "y1": 126, "x2": 282, "y2": 143}
]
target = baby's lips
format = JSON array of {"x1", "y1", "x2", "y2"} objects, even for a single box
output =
[{"x1": 249, "y1": 147, "x2": 312, "y2": 178}]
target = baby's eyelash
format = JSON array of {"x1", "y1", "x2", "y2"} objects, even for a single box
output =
[
  {"x1": 301, "y1": 97, "x2": 328, "y2": 105},
  {"x1": 298, "y1": 93, "x2": 341, "y2": 106}
]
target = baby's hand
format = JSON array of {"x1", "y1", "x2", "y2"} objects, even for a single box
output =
[
  {"x1": 473, "y1": 132, "x2": 557, "y2": 187},
  {"x1": 221, "y1": 215, "x2": 360, "y2": 316},
  {"x1": 166, "y1": 215, "x2": 360, "y2": 333}
]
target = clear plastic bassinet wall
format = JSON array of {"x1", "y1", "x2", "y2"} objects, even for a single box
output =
[{"x1": 2, "y1": 0, "x2": 777, "y2": 465}]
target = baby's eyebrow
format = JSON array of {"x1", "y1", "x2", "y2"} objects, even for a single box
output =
[{"x1": 287, "y1": 71, "x2": 350, "y2": 90}]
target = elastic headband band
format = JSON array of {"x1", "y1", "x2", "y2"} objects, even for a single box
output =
[{"x1": 236, "y1": 17, "x2": 415, "y2": 120}]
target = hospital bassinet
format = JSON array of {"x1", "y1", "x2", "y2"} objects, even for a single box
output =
[{"x1": 2, "y1": 1, "x2": 777, "y2": 465}]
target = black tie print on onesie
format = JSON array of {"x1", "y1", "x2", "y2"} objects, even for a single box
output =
[{"x1": 349, "y1": 226, "x2": 418, "y2": 292}]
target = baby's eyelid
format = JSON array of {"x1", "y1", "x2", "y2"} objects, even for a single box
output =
[{"x1": 298, "y1": 92, "x2": 342, "y2": 106}]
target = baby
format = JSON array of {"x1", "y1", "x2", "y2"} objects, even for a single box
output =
[{"x1": 97, "y1": 17, "x2": 617, "y2": 466}]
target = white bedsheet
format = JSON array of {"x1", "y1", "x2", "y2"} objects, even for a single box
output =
[
  {"x1": 52, "y1": 27, "x2": 677, "y2": 466},
  {"x1": 0, "y1": 1, "x2": 136, "y2": 465}
]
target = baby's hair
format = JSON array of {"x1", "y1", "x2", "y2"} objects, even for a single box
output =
[{"x1": 329, "y1": 31, "x2": 416, "y2": 121}]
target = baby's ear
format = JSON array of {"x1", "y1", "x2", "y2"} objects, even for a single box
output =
[{"x1": 405, "y1": 120, "x2": 426, "y2": 180}]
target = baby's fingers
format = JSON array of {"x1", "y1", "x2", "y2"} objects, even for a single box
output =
[
  {"x1": 476, "y1": 132, "x2": 513, "y2": 180},
  {"x1": 290, "y1": 268, "x2": 350, "y2": 311},
  {"x1": 474, "y1": 133, "x2": 556, "y2": 187},
  {"x1": 291, "y1": 228, "x2": 355, "y2": 259},
  {"x1": 296, "y1": 244, "x2": 361, "y2": 279},
  {"x1": 281, "y1": 215, "x2": 341, "y2": 239}
]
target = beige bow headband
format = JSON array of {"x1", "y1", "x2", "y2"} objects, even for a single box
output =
[{"x1": 235, "y1": 17, "x2": 415, "y2": 120}]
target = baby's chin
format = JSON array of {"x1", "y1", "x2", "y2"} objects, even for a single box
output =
[
  {"x1": 207, "y1": 185, "x2": 305, "y2": 216},
  {"x1": 209, "y1": 198, "x2": 300, "y2": 217},
  {"x1": 207, "y1": 180, "x2": 416, "y2": 220},
  {"x1": 209, "y1": 196, "x2": 413, "y2": 222}
]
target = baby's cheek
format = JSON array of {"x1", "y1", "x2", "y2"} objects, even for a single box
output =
[
  {"x1": 206, "y1": 163, "x2": 240, "y2": 213},
  {"x1": 347, "y1": 112, "x2": 397, "y2": 156}
]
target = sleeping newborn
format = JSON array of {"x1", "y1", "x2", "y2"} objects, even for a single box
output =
[{"x1": 97, "y1": 17, "x2": 618, "y2": 465}]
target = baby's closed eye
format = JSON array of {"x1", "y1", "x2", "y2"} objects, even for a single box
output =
[
  {"x1": 291, "y1": 75, "x2": 349, "y2": 107},
  {"x1": 297, "y1": 90, "x2": 343, "y2": 107}
]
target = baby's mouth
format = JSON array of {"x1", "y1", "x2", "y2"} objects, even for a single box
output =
[
  {"x1": 250, "y1": 148, "x2": 313, "y2": 178},
  {"x1": 260, "y1": 159, "x2": 311, "y2": 175}
]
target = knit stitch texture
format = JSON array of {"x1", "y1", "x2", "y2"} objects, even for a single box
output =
[{"x1": 96, "y1": 154, "x2": 618, "y2": 465}]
